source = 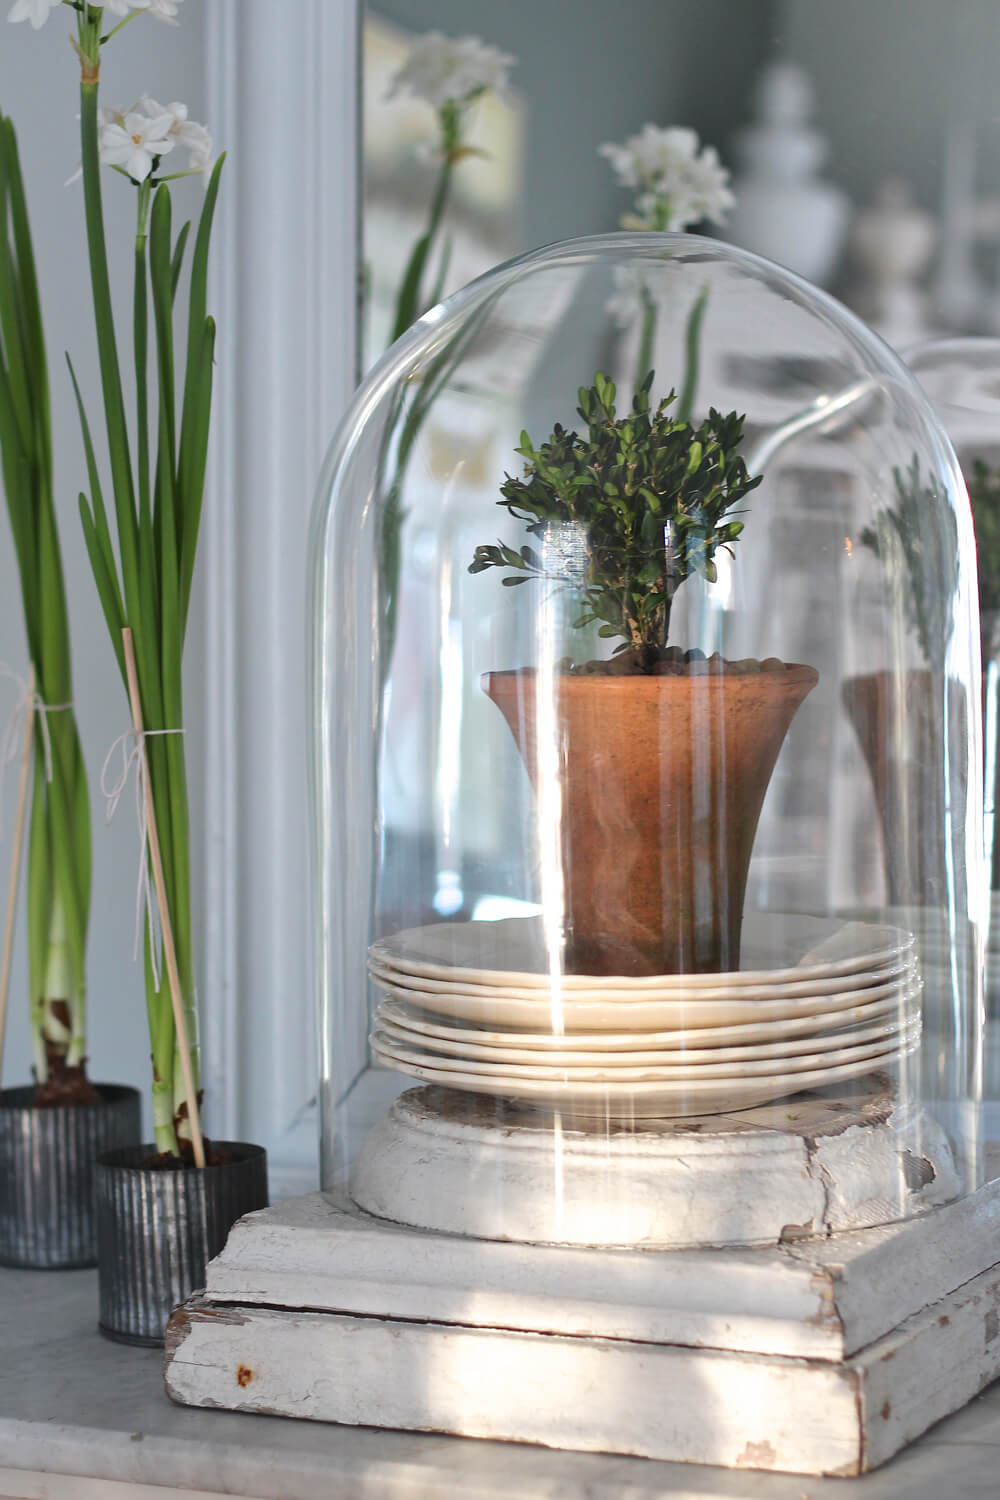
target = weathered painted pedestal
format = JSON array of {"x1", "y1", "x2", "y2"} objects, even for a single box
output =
[{"x1": 164, "y1": 1085, "x2": 1000, "y2": 1477}]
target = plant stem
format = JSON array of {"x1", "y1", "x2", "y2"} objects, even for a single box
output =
[
  {"x1": 635, "y1": 284, "x2": 657, "y2": 396},
  {"x1": 388, "y1": 101, "x2": 460, "y2": 346},
  {"x1": 676, "y1": 284, "x2": 708, "y2": 425}
]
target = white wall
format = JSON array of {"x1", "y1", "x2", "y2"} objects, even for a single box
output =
[
  {"x1": 0, "y1": 9, "x2": 207, "y2": 1132},
  {"x1": 776, "y1": 0, "x2": 1000, "y2": 212}
]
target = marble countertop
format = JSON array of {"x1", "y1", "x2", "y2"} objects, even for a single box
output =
[{"x1": 4, "y1": 1267, "x2": 1000, "y2": 1499}]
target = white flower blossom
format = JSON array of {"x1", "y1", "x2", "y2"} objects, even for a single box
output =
[
  {"x1": 599, "y1": 124, "x2": 733, "y2": 232},
  {"x1": 99, "y1": 109, "x2": 175, "y2": 183},
  {"x1": 7, "y1": 0, "x2": 61, "y2": 29},
  {"x1": 388, "y1": 32, "x2": 514, "y2": 113},
  {"x1": 104, "y1": 0, "x2": 183, "y2": 23},
  {"x1": 66, "y1": 105, "x2": 133, "y2": 186},
  {"x1": 140, "y1": 95, "x2": 212, "y2": 180}
]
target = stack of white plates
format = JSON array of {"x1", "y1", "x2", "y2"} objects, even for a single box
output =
[
  {"x1": 369, "y1": 913, "x2": 921, "y2": 1117},
  {"x1": 838, "y1": 904, "x2": 983, "y2": 1011}
]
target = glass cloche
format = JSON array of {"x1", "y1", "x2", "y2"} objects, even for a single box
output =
[
  {"x1": 310, "y1": 234, "x2": 984, "y2": 1249},
  {"x1": 905, "y1": 336, "x2": 1000, "y2": 1105}
]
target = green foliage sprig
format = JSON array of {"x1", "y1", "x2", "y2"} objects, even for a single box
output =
[
  {"x1": 860, "y1": 457, "x2": 959, "y2": 672},
  {"x1": 967, "y1": 458, "x2": 1000, "y2": 616},
  {"x1": 469, "y1": 371, "x2": 761, "y2": 666}
]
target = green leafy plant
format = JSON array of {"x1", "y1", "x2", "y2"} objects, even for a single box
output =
[
  {"x1": 469, "y1": 370, "x2": 761, "y2": 670},
  {"x1": 0, "y1": 112, "x2": 92, "y2": 1104},
  {"x1": 7, "y1": 3, "x2": 223, "y2": 1158},
  {"x1": 860, "y1": 457, "x2": 959, "y2": 672},
  {"x1": 967, "y1": 457, "x2": 1000, "y2": 616}
]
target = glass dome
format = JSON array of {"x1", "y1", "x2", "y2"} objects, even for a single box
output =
[
  {"x1": 905, "y1": 337, "x2": 1000, "y2": 1106},
  {"x1": 311, "y1": 234, "x2": 985, "y2": 1249}
]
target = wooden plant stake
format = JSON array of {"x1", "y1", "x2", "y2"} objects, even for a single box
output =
[
  {"x1": 0, "y1": 667, "x2": 36, "y2": 1085},
  {"x1": 121, "y1": 629, "x2": 206, "y2": 1168}
]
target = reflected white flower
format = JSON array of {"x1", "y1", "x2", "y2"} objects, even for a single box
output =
[
  {"x1": 599, "y1": 124, "x2": 733, "y2": 232},
  {"x1": 99, "y1": 109, "x2": 175, "y2": 183},
  {"x1": 7, "y1": 0, "x2": 60, "y2": 29},
  {"x1": 388, "y1": 31, "x2": 514, "y2": 112}
]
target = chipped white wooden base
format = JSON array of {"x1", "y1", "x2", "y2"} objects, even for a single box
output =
[
  {"x1": 166, "y1": 1256, "x2": 1000, "y2": 1477},
  {"x1": 352, "y1": 1081, "x2": 961, "y2": 1247},
  {"x1": 163, "y1": 1098, "x2": 1000, "y2": 1476}
]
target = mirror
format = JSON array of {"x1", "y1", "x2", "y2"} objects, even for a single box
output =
[{"x1": 364, "y1": 0, "x2": 1000, "y2": 363}]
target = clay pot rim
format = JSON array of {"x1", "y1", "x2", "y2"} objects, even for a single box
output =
[{"x1": 484, "y1": 663, "x2": 819, "y2": 694}]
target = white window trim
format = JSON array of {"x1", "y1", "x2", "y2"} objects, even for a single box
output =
[{"x1": 199, "y1": 0, "x2": 359, "y2": 1188}]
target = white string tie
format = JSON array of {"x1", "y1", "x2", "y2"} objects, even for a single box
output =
[
  {"x1": 0, "y1": 663, "x2": 73, "y2": 835},
  {"x1": 100, "y1": 726, "x2": 184, "y2": 988}
]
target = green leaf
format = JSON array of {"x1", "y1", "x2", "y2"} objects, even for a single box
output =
[
  {"x1": 170, "y1": 219, "x2": 191, "y2": 301},
  {"x1": 476, "y1": 364, "x2": 759, "y2": 658}
]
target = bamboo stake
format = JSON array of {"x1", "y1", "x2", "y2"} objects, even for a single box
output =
[
  {"x1": 0, "y1": 667, "x2": 36, "y2": 1085},
  {"x1": 121, "y1": 629, "x2": 205, "y2": 1167}
]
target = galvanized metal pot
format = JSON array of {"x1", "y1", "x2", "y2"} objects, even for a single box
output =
[
  {"x1": 0, "y1": 1084, "x2": 141, "y2": 1269},
  {"x1": 96, "y1": 1141, "x2": 268, "y2": 1346}
]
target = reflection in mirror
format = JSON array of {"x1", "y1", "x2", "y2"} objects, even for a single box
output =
[{"x1": 365, "y1": 1, "x2": 1000, "y2": 359}]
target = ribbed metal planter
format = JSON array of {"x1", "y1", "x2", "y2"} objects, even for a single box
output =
[
  {"x1": 96, "y1": 1141, "x2": 268, "y2": 1346},
  {"x1": 0, "y1": 1084, "x2": 141, "y2": 1269}
]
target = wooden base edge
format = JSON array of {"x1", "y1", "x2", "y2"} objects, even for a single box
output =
[{"x1": 163, "y1": 1257, "x2": 1000, "y2": 1477}]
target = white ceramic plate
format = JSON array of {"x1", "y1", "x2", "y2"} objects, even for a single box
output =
[
  {"x1": 373, "y1": 988, "x2": 921, "y2": 1052},
  {"x1": 370, "y1": 1023, "x2": 920, "y2": 1083},
  {"x1": 370, "y1": 948, "x2": 917, "y2": 1008},
  {"x1": 368, "y1": 963, "x2": 919, "y2": 1033},
  {"x1": 367, "y1": 949, "x2": 914, "y2": 1006},
  {"x1": 372, "y1": 997, "x2": 922, "y2": 1069},
  {"x1": 370, "y1": 913, "x2": 912, "y2": 991},
  {"x1": 370, "y1": 1041, "x2": 918, "y2": 1118}
]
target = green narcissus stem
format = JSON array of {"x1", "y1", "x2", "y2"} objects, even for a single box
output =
[
  {"x1": 0, "y1": 112, "x2": 91, "y2": 1097},
  {"x1": 388, "y1": 101, "x2": 460, "y2": 346},
  {"x1": 635, "y1": 285, "x2": 657, "y2": 400},
  {"x1": 676, "y1": 284, "x2": 709, "y2": 426},
  {"x1": 71, "y1": 19, "x2": 222, "y2": 1155}
]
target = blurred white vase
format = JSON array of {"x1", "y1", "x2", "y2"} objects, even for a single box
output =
[{"x1": 725, "y1": 59, "x2": 849, "y2": 287}]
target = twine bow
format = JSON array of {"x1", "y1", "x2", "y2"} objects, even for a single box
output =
[
  {"x1": 101, "y1": 725, "x2": 184, "y2": 987},
  {"x1": 0, "y1": 663, "x2": 73, "y2": 835}
]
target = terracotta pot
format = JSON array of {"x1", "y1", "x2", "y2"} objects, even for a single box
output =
[
  {"x1": 484, "y1": 663, "x2": 818, "y2": 977},
  {"x1": 842, "y1": 670, "x2": 970, "y2": 907}
]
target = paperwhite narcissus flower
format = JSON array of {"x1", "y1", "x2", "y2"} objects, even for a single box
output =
[
  {"x1": 65, "y1": 106, "x2": 132, "y2": 186},
  {"x1": 599, "y1": 124, "x2": 734, "y2": 233},
  {"x1": 103, "y1": 0, "x2": 183, "y2": 23},
  {"x1": 99, "y1": 109, "x2": 175, "y2": 183},
  {"x1": 388, "y1": 32, "x2": 514, "y2": 113},
  {"x1": 140, "y1": 96, "x2": 213, "y2": 178},
  {"x1": 7, "y1": 0, "x2": 60, "y2": 29}
]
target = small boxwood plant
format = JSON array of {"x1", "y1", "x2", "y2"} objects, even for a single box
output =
[
  {"x1": 968, "y1": 458, "x2": 1000, "y2": 617},
  {"x1": 469, "y1": 370, "x2": 761, "y2": 671},
  {"x1": 859, "y1": 457, "x2": 959, "y2": 673}
]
